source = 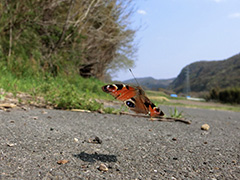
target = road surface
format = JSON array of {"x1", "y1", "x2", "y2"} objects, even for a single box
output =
[{"x1": 1, "y1": 106, "x2": 239, "y2": 179}]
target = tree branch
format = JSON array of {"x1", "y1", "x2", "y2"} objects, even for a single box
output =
[{"x1": 54, "y1": 0, "x2": 75, "y2": 51}]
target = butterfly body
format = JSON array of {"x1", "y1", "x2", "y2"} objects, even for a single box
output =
[{"x1": 102, "y1": 84, "x2": 164, "y2": 117}]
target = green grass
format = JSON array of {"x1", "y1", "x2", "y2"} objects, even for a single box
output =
[
  {"x1": 169, "y1": 107, "x2": 183, "y2": 118},
  {"x1": 145, "y1": 90, "x2": 168, "y2": 98},
  {"x1": 0, "y1": 69, "x2": 113, "y2": 111}
]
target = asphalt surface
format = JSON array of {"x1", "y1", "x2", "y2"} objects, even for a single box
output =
[{"x1": 0, "y1": 106, "x2": 240, "y2": 180}]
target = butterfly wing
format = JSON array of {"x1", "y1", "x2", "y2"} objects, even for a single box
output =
[
  {"x1": 140, "y1": 95, "x2": 165, "y2": 117},
  {"x1": 124, "y1": 94, "x2": 149, "y2": 114},
  {"x1": 102, "y1": 84, "x2": 136, "y2": 101},
  {"x1": 102, "y1": 84, "x2": 148, "y2": 114}
]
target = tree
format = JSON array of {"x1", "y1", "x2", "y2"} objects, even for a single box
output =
[{"x1": 0, "y1": 0, "x2": 136, "y2": 78}]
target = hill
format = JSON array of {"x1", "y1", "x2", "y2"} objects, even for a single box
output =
[
  {"x1": 123, "y1": 77, "x2": 175, "y2": 90},
  {"x1": 169, "y1": 53, "x2": 240, "y2": 93}
]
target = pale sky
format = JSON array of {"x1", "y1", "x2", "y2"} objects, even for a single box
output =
[{"x1": 114, "y1": 0, "x2": 240, "y2": 81}]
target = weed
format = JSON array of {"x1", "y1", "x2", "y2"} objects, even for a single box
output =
[
  {"x1": 0, "y1": 94, "x2": 5, "y2": 101},
  {"x1": 169, "y1": 107, "x2": 183, "y2": 118}
]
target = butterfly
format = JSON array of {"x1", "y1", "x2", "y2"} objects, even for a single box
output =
[{"x1": 102, "y1": 84, "x2": 164, "y2": 117}]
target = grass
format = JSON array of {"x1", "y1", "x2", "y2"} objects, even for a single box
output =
[
  {"x1": 146, "y1": 90, "x2": 186, "y2": 100},
  {"x1": 169, "y1": 107, "x2": 183, "y2": 118},
  {"x1": 0, "y1": 69, "x2": 113, "y2": 112}
]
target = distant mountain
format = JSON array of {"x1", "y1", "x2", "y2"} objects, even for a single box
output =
[
  {"x1": 123, "y1": 77, "x2": 175, "y2": 90},
  {"x1": 169, "y1": 53, "x2": 240, "y2": 93}
]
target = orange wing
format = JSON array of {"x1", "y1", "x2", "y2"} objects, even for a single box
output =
[{"x1": 102, "y1": 84, "x2": 136, "y2": 101}]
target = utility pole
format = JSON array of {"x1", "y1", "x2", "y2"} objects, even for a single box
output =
[{"x1": 185, "y1": 66, "x2": 191, "y2": 97}]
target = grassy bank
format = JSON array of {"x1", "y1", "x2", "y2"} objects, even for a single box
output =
[{"x1": 0, "y1": 69, "x2": 112, "y2": 111}]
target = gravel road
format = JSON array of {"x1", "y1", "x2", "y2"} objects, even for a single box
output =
[{"x1": 0, "y1": 106, "x2": 240, "y2": 179}]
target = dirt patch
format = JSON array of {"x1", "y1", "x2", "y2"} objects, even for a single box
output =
[{"x1": 0, "y1": 89, "x2": 51, "y2": 111}]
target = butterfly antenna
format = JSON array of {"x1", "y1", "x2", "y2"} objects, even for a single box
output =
[{"x1": 129, "y1": 69, "x2": 140, "y2": 87}]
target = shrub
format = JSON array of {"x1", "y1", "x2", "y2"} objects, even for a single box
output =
[{"x1": 209, "y1": 87, "x2": 240, "y2": 104}]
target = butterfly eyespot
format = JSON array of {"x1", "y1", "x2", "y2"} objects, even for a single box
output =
[
  {"x1": 125, "y1": 101, "x2": 135, "y2": 108},
  {"x1": 153, "y1": 107, "x2": 164, "y2": 116},
  {"x1": 154, "y1": 107, "x2": 160, "y2": 113},
  {"x1": 106, "y1": 84, "x2": 117, "y2": 92}
]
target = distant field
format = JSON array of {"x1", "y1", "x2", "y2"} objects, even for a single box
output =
[{"x1": 146, "y1": 90, "x2": 240, "y2": 112}]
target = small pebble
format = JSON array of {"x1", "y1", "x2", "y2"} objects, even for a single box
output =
[
  {"x1": 201, "y1": 124, "x2": 210, "y2": 131},
  {"x1": 88, "y1": 136, "x2": 102, "y2": 144},
  {"x1": 99, "y1": 163, "x2": 108, "y2": 172},
  {"x1": 41, "y1": 110, "x2": 48, "y2": 114},
  {"x1": 74, "y1": 138, "x2": 79, "y2": 142},
  {"x1": 57, "y1": 159, "x2": 69, "y2": 165},
  {"x1": 7, "y1": 143, "x2": 16, "y2": 147}
]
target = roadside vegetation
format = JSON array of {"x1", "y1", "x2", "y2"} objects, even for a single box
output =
[
  {"x1": 208, "y1": 87, "x2": 240, "y2": 104},
  {"x1": 0, "y1": 0, "x2": 135, "y2": 112},
  {"x1": 0, "y1": 1, "x2": 136, "y2": 80},
  {"x1": 0, "y1": 68, "x2": 111, "y2": 111}
]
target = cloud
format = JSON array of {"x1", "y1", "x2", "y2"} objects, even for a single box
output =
[
  {"x1": 213, "y1": 0, "x2": 223, "y2": 2},
  {"x1": 228, "y1": 13, "x2": 240, "y2": 19},
  {"x1": 137, "y1": 10, "x2": 147, "y2": 15}
]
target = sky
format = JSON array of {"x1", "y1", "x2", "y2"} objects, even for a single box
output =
[{"x1": 114, "y1": 0, "x2": 240, "y2": 81}]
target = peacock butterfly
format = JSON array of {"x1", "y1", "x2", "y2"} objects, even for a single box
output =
[{"x1": 102, "y1": 84, "x2": 164, "y2": 117}]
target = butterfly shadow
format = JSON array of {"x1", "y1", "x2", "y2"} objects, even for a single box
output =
[{"x1": 73, "y1": 152, "x2": 117, "y2": 163}]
